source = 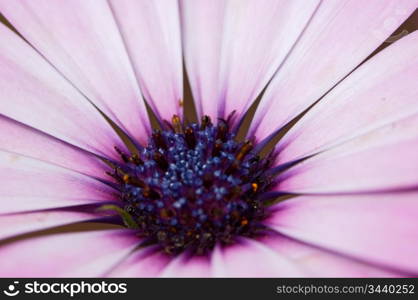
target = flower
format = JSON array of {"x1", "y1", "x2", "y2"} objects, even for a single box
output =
[{"x1": 0, "y1": 0, "x2": 417, "y2": 277}]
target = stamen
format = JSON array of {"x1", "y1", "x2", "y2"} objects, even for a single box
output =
[
  {"x1": 114, "y1": 146, "x2": 130, "y2": 163},
  {"x1": 108, "y1": 114, "x2": 274, "y2": 256},
  {"x1": 216, "y1": 119, "x2": 228, "y2": 141},
  {"x1": 184, "y1": 127, "x2": 196, "y2": 149},
  {"x1": 172, "y1": 115, "x2": 183, "y2": 134},
  {"x1": 152, "y1": 130, "x2": 167, "y2": 150},
  {"x1": 200, "y1": 115, "x2": 212, "y2": 130}
]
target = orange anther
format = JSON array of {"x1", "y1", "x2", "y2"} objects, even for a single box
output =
[{"x1": 251, "y1": 183, "x2": 258, "y2": 192}]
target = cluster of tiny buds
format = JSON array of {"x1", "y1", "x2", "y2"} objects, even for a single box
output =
[{"x1": 107, "y1": 114, "x2": 274, "y2": 256}]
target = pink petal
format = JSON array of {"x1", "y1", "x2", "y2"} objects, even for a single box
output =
[
  {"x1": 0, "y1": 115, "x2": 108, "y2": 179},
  {"x1": 0, "y1": 0, "x2": 150, "y2": 144},
  {"x1": 277, "y1": 31, "x2": 418, "y2": 164},
  {"x1": 267, "y1": 193, "x2": 418, "y2": 274},
  {"x1": 0, "y1": 150, "x2": 116, "y2": 214},
  {"x1": 0, "y1": 210, "x2": 99, "y2": 240},
  {"x1": 108, "y1": 248, "x2": 171, "y2": 277},
  {"x1": 278, "y1": 115, "x2": 418, "y2": 193},
  {"x1": 159, "y1": 255, "x2": 211, "y2": 277},
  {"x1": 251, "y1": 0, "x2": 418, "y2": 141},
  {"x1": 180, "y1": 0, "x2": 226, "y2": 120},
  {"x1": 0, "y1": 24, "x2": 126, "y2": 160},
  {"x1": 261, "y1": 235, "x2": 401, "y2": 277},
  {"x1": 211, "y1": 239, "x2": 305, "y2": 277},
  {"x1": 182, "y1": 0, "x2": 320, "y2": 121},
  {"x1": 0, "y1": 229, "x2": 140, "y2": 277},
  {"x1": 109, "y1": 0, "x2": 183, "y2": 120}
]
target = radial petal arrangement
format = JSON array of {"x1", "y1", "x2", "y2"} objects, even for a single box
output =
[{"x1": 0, "y1": 0, "x2": 417, "y2": 277}]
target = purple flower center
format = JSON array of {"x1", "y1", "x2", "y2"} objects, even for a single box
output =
[{"x1": 108, "y1": 115, "x2": 274, "y2": 255}]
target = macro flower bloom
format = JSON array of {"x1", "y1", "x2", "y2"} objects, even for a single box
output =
[{"x1": 0, "y1": 0, "x2": 417, "y2": 277}]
